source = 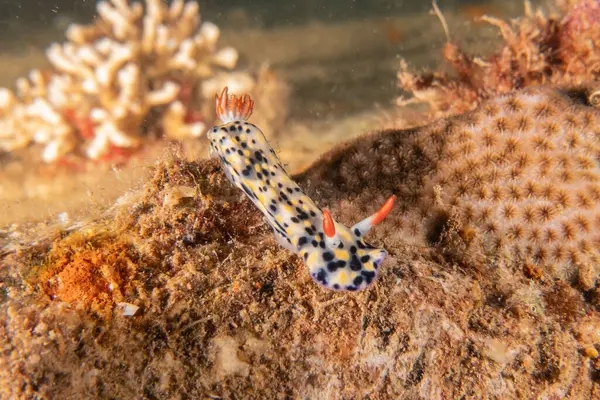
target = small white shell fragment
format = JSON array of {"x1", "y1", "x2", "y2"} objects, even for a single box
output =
[
  {"x1": 57, "y1": 212, "x2": 70, "y2": 225},
  {"x1": 163, "y1": 185, "x2": 196, "y2": 207},
  {"x1": 117, "y1": 302, "x2": 139, "y2": 316}
]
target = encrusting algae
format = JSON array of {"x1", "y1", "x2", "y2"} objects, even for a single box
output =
[{"x1": 32, "y1": 231, "x2": 139, "y2": 315}]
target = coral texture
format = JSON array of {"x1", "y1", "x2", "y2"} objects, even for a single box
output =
[
  {"x1": 2, "y1": 85, "x2": 600, "y2": 399},
  {"x1": 398, "y1": 0, "x2": 600, "y2": 117},
  {"x1": 0, "y1": 0, "x2": 267, "y2": 162},
  {"x1": 298, "y1": 84, "x2": 600, "y2": 287}
]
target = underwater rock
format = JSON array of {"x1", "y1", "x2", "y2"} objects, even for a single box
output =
[{"x1": 1, "y1": 82, "x2": 600, "y2": 398}]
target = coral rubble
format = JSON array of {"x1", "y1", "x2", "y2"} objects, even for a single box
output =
[
  {"x1": 398, "y1": 0, "x2": 600, "y2": 117},
  {"x1": 2, "y1": 84, "x2": 600, "y2": 398},
  {"x1": 0, "y1": 0, "x2": 284, "y2": 162}
]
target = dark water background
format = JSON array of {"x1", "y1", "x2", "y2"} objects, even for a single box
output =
[
  {"x1": 0, "y1": 0, "x2": 480, "y2": 27},
  {"x1": 0, "y1": 0, "x2": 540, "y2": 119}
]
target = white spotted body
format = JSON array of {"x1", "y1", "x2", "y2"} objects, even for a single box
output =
[{"x1": 207, "y1": 88, "x2": 395, "y2": 291}]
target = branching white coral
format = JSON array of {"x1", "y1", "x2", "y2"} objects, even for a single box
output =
[
  {"x1": 0, "y1": 0, "x2": 248, "y2": 162},
  {"x1": 0, "y1": 75, "x2": 77, "y2": 163}
]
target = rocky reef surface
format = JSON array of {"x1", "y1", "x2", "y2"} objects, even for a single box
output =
[
  {"x1": 2, "y1": 83, "x2": 600, "y2": 399},
  {"x1": 2, "y1": 0, "x2": 600, "y2": 399}
]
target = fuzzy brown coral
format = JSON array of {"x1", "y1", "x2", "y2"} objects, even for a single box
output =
[
  {"x1": 298, "y1": 84, "x2": 600, "y2": 287},
  {"x1": 2, "y1": 85, "x2": 600, "y2": 399},
  {"x1": 398, "y1": 0, "x2": 600, "y2": 118}
]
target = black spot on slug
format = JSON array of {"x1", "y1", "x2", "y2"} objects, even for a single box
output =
[
  {"x1": 361, "y1": 270, "x2": 376, "y2": 284},
  {"x1": 350, "y1": 255, "x2": 362, "y2": 271},
  {"x1": 316, "y1": 269, "x2": 327, "y2": 284}
]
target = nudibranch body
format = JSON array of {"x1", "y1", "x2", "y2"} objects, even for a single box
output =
[{"x1": 207, "y1": 87, "x2": 395, "y2": 291}]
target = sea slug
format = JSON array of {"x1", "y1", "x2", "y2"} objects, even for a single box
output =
[{"x1": 207, "y1": 87, "x2": 395, "y2": 291}]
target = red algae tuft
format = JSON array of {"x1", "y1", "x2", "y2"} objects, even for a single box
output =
[{"x1": 398, "y1": 0, "x2": 600, "y2": 118}]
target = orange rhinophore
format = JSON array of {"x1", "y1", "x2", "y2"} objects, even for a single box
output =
[
  {"x1": 215, "y1": 86, "x2": 254, "y2": 123},
  {"x1": 322, "y1": 209, "x2": 336, "y2": 237},
  {"x1": 371, "y1": 195, "x2": 396, "y2": 225},
  {"x1": 348, "y1": 195, "x2": 396, "y2": 239}
]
